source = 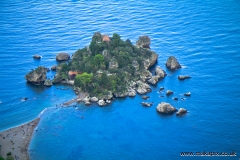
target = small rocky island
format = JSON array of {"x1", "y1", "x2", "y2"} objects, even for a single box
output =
[{"x1": 26, "y1": 32, "x2": 167, "y2": 106}]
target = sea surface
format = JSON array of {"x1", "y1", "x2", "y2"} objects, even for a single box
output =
[{"x1": 0, "y1": 0, "x2": 240, "y2": 159}]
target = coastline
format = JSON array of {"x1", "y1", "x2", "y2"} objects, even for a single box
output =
[{"x1": 0, "y1": 118, "x2": 40, "y2": 160}]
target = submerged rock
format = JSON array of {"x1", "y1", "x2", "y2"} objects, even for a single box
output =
[
  {"x1": 178, "y1": 75, "x2": 191, "y2": 80},
  {"x1": 176, "y1": 108, "x2": 187, "y2": 116},
  {"x1": 166, "y1": 90, "x2": 173, "y2": 96},
  {"x1": 159, "y1": 87, "x2": 164, "y2": 91},
  {"x1": 33, "y1": 55, "x2": 41, "y2": 59},
  {"x1": 156, "y1": 102, "x2": 177, "y2": 114},
  {"x1": 166, "y1": 56, "x2": 181, "y2": 70},
  {"x1": 141, "y1": 102, "x2": 153, "y2": 107},
  {"x1": 142, "y1": 95, "x2": 150, "y2": 100},
  {"x1": 184, "y1": 92, "x2": 191, "y2": 96},
  {"x1": 173, "y1": 97, "x2": 178, "y2": 100},
  {"x1": 56, "y1": 53, "x2": 70, "y2": 61}
]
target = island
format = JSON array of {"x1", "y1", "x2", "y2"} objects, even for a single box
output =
[{"x1": 26, "y1": 32, "x2": 167, "y2": 106}]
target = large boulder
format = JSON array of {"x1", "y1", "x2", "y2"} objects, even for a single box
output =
[
  {"x1": 25, "y1": 66, "x2": 48, "y2": 84},
  {"x1": 166, "y1": 56, "x2": 181, "y2": 70},
  {"x1": 136, "y1": 35, "x2": 151, "y2": 49},
  {"x1": 44, "y1": 79, "x2": 52, "y2": 87},
  {"x1": 51, "y1": 65, "x2": 57, "y2": 71},
  {"x1": 143, "y1": 52, "x2": 158, "y2": 69},
  {"x1": 98, "y1": 99, "x2": 106, "y2": 106},
  {"x1": 128, "y1": 89, "x2": 136, "y2": 97},
  {"x1": 176, "y1": 108, "x2": 187, "y2": 116},
  {"x1": 56, "y1": 53, "x2": 70, "y2": 61},
  {"x1": 147, "y1": 76, "x2": 159, "y2": 85},
  {"x1": 136, "y1": 81, "x2": 151, "y2": 94},
  {"x1": 155, "y1": 66, "x2": 167, "y2": 79},
  {"x1": 90, "y1": 97, "x2": 98, "y2": 102},
  {"x1": 156, "y1": 102, "x2": 177, "y2": 114},
  {"x1": 178, "y1": 75, "x2": 191, "y2": 80}
]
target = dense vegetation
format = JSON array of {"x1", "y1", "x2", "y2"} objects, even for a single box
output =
[{"x1": 53, "y1": 32, "x2": 155, "y2": 97}]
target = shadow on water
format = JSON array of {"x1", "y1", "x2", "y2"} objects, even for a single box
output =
[{"x1": 26, "y1": 82, "x2": 48, "y2": 94}]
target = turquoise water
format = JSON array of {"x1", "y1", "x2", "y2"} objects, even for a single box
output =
[{"x1": 0, "y1": 0, "x2": 240, "y2": 159}]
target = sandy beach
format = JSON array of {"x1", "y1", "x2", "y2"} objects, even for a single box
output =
[{"x1": 0, "y1": 118, "x2": 40, "y2": 160}]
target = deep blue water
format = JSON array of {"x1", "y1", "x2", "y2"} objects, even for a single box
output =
[{"x1": 0, "y1": 0, "x2": 240, "y2": 159}]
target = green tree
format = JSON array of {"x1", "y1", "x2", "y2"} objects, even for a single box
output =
[
  {"x1": 112, "y1": 33, "x2": 121, "y2": 48},
  {"x1": 74, "y1": 72, "x2": 93, "y2": 90},
  {"x1": 93, "y1": 54, "x2": 104, "y2": 67},
  {"x1": 0, "y1": 156, "x2": 4, "y2": 160}
]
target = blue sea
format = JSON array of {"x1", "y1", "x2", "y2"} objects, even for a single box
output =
[{"x1": 0, "y1": 0, "x2": 240, "y2": 159}]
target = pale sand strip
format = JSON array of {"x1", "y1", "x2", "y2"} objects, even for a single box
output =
[{"x1": 0, "y1": 118, "x2": 40, "y2": 160}]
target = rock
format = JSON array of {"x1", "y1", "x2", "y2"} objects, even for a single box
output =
[
  {"x1": 143, "y1": 52, "x2": 158, "y2": 69},
  {"x1": 173, "y1": 97, "x2": 178, "y2": 100},
  {"x1": 83, "y1": 96, "x2": 90, "y2": 103},
  {"x1": 141, "y1": 102, "x2": 153, "y2": 107},
  {"x1": 159, "y1": 87, "x2": 164, "y2": 91},
  {"x1": 136, "y1": 35, "x2": 151, "y2": 49},
  {"x1": 132, "y1": 60, "x2": 139, "y2": 70},
  {"x1": 44, "y1": 79, "x2": 52, "y2": 87},
  {"x1": 156, "y1": 102, "x2": 177, "y2": 114},
  {"x1": 77, "y1": 98, "x2": 82, "y2": 102},
  {"x1": 51, "y1": 65, "x2": 57, "y2": 71},
  {"x1": 97, "y1": 99, "x2": 106, "y2": 106},
  {"x1": 85, "y1": 101, "x2": 91, "y2": 106},
  {"x1": 136, "y1": 81, "x2": 151, "y2": 94},
  {"x1": 166, "y1": 56, "x2": 181, "y2": 70},
  {"x1": 33, "y1": 55, "x2": 41, "y2": 59},
  {"x1": 90, "y1": 97, "x2": 98, "y2": 102},
  {"x1": 155, "y1": 66, "x2": 167, "y2": 79},
  {"x1": 109, "y1": 56, "x2": 119, "y2": 69},
  {"x1": 178, "y1": 75, "x2": 191, "y2": 80},
  {"x1": 166, "y1": 90, "x2": 173, "y2": 96},
  {"x1": 147, "y1": 76, "x2": 159, "y2": 85},
  {"x1": 128, "y1": 90, "x2": 136, "y2": 97},
  {"x1": 25, "y1": 66, "x2": 48, "y2": 84},
  {"x1": 114, "y1": 91, "x2": 128, "y2": 98},
  {"x1": 184, "y1": 92, "x2": 191, "y2": 96},
  {"x1": 56, "y1": 53, "x2": 70, "y2": 61},
  {"x1": 142, "y1": 95, "x2": 150, "y2": 100},
  {"x1": 176, "y1": 108, "x2": 187, "y2": 116},
  {"x1": 21, "y1": 97, "x2": 28, "y2": 101},
  {"x1": 106, "y1": 100, "x2": 111, "y2": 104}
]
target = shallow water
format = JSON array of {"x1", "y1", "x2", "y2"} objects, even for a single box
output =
[{"x1": 0, "y1": 0, "x2": 240, "y2": 159}]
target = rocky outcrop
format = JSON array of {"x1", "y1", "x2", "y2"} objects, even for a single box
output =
[
  {"x1": 176, "y1": 108, "x2": 187, "y2": 116},
  {"x1": 33, "y1": 55, "x2": 41, "y2": 59},
  {"x1": 128, "y1": 89, "x2": 136, "y2": 97},
  {"x1": 90, "y1": 97, "x2": 98, "y2": 102},
  {"x1": 114, "y1": 91, "x2": 128, "y2": 98},
  {"x1": 98, "y1": 99, "x2": 106, "y2": 106},
  {"x1": 51, "y1": 65, "x2": 57, "y2": 71},
  {"x1": 109, "y1": 56, "x2": 119, "y2": 69},
  {"x1": 143, "y1": 52, "x2": 158, "y2": 69},
  {"x1": 136, "y1": 81, "x2": 151, "y2": 94},
  {"x1": 156, "y1": 102, "x2": 177, "y2": 114},
  {"x1": 136, "y1": 36, "x2": 151, "y2": 49},
  {"x1": 56, "y1": 53, "x2": 70, "y2": 61},
  {"x1": 132, "y1": 60, "x2": 139, "y2": 70},
  {"x1": 178, "y1": 75, "x2": 191, "y2": 80},
  {"x1": 166, "y1": 56, "x2": 181, "y2": 70},
  {"x1": 155, "y1": 66, "x2": 166, "y2": 79},
  {"x1": 44, "y1": 79, "x2": 52, "y2": 87},
  {"x1": 166, "y1": 90, "x2": 173, "y2": 96},
  {"x1": 147, "y1": 76, "x2": 159, "y2": 85},
  {"x1": 25, "y1": 66, "x2": 47, "y2": 84},
  {"x1": 100, "y1": 91, "x2": 113, "y2": 100},
  {"x1": 159, "y1": 87, "x2": 164, "y2": 91},
  {"x1": 141, "y1": 102, "x2": 153, "y2": 107}
]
